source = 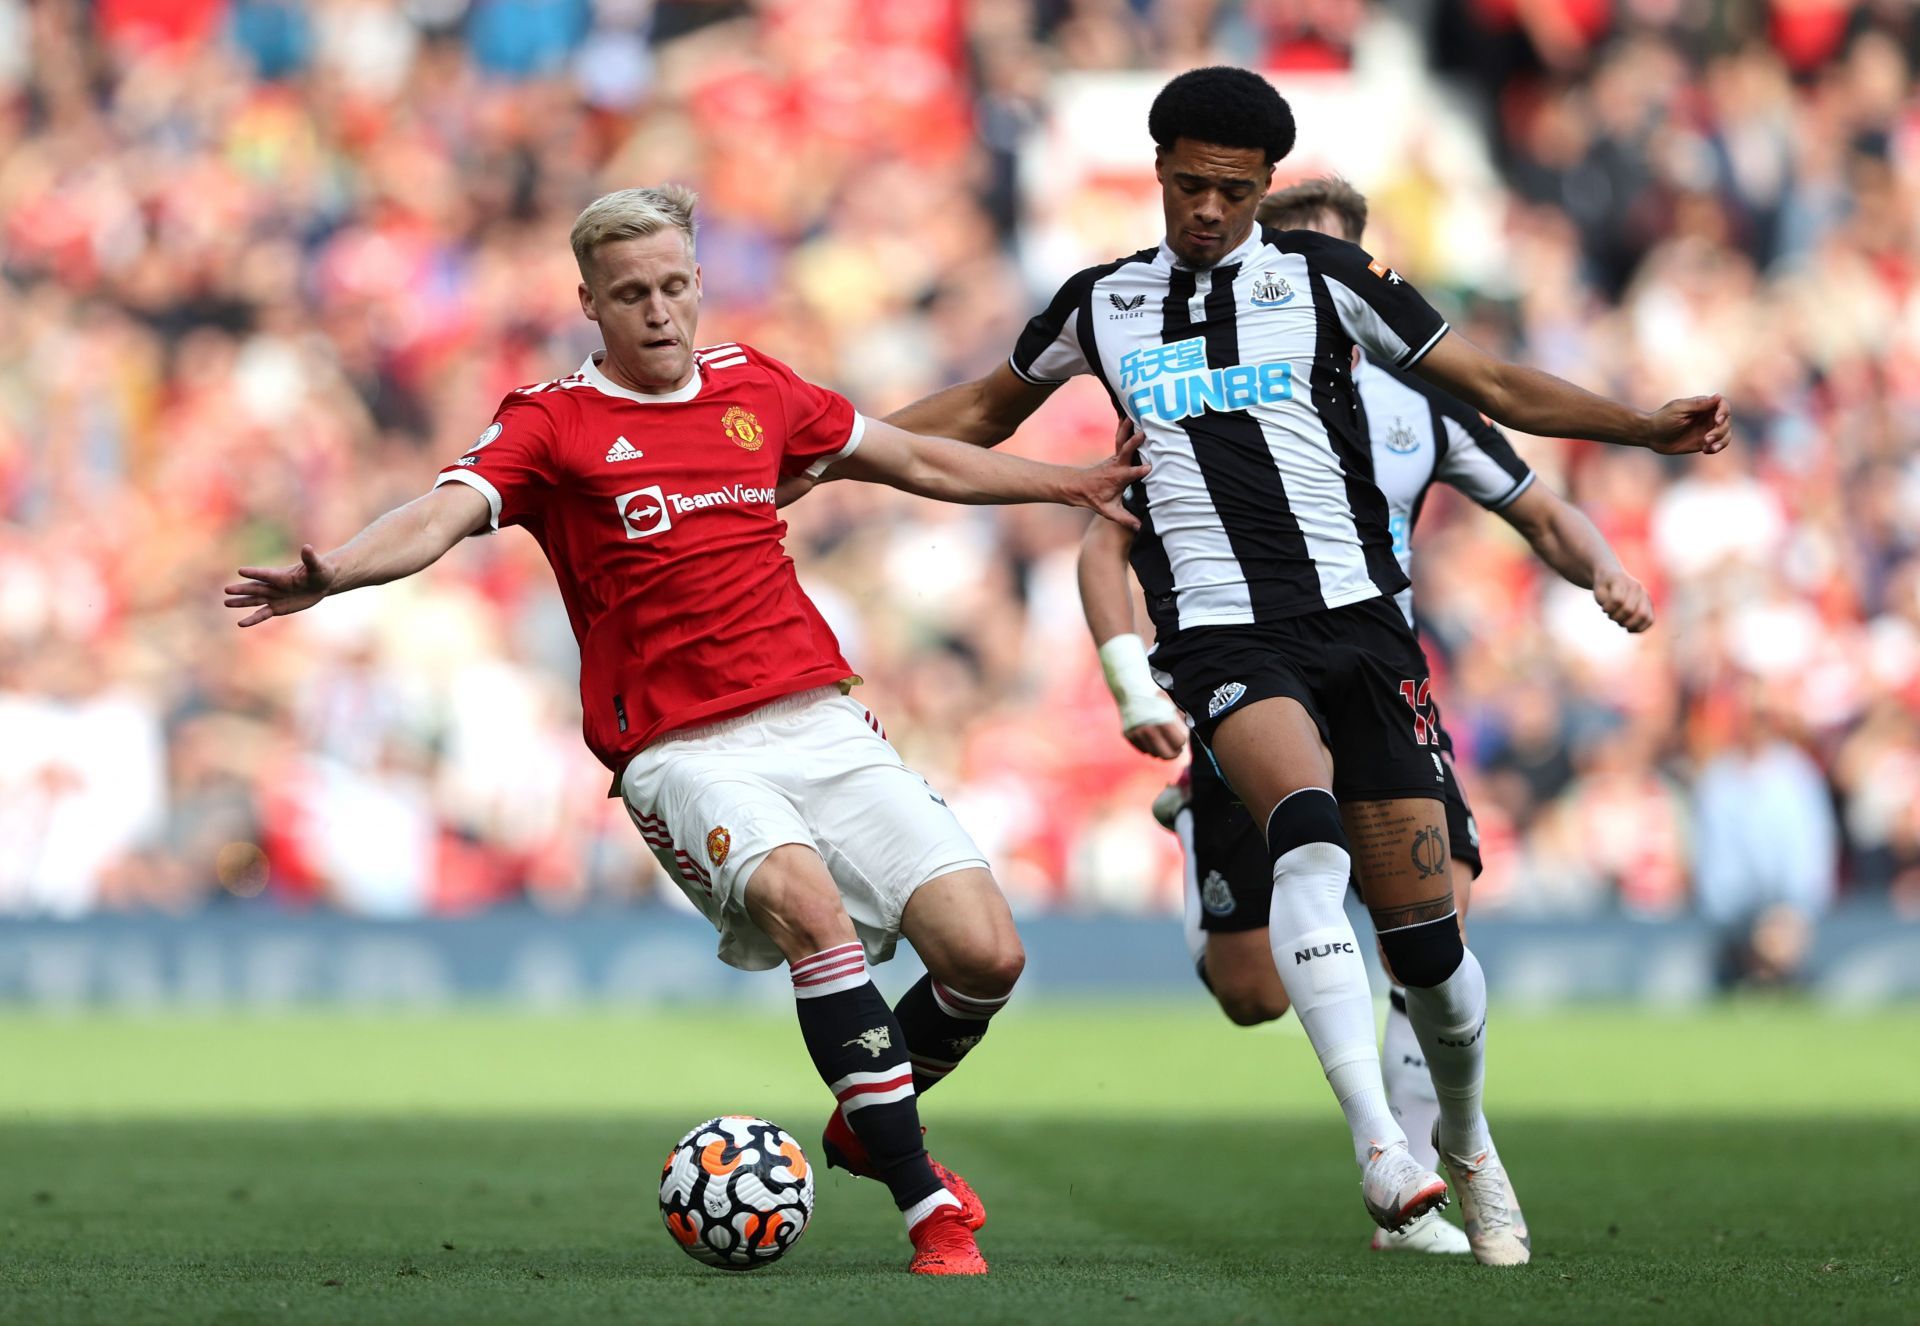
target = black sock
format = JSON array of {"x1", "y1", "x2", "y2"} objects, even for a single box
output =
[
  {"x1": 893, "y1": 973, "x2": 1012, "y2": 1095},
  {"x1": 790, "y1": 944, "x2": 950, "y2": 1218}
]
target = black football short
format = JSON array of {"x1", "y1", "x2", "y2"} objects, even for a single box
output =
[
  {"x1": 1179, "y1": 718, "x2": 1482, "y2": 937},
  {"x1": 1178, "y1": 750, "x2": 1269, "y2": 934},
  {"x1": 1151, "y1": 597, "x2": 1452, "y2": 804}
]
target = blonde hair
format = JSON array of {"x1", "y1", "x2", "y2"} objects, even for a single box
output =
[
  {"x1": 1259, "y1": 176, "x2": 1368, "y2": 243},
  {"x1": 569, "y1": 185, "x2": 698, "y2": 275}
]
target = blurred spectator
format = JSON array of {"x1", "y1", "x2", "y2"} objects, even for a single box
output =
[
  {"x1": 0, "y1": 0, "x2": 1915, "y2": 926},
  {"x1": 1692, "y1": 691, "x2": 1840, "y2": 931}
]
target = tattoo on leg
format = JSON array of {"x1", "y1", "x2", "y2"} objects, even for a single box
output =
[
  {"x1": 1345, "y1": 807, "x2": 1423, "y2": 866},
  {"x1": 1410, "y1": 825, "x2": 1447, "y2": 878},
  {"x1": 1372, "y1": 894, "x2": 1456, "y2": 931}
]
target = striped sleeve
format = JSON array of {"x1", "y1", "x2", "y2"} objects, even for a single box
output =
[
  {"x1": 1429, "y1": 389, "x2": 1534, "y2": 510},
  {"x1": 1304, "y1": 235, "x2": 1450, "y2": 370},
  {"x1": 1009, "y1": 271, "x2": 1096, "y2": 385}
]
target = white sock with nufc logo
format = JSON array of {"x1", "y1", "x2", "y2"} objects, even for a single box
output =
[
  {"x1": 1264, "y1": 790, "x2": 1406, "y2": 1166},
  {"x1": 1403, "y1": 947, "x2": 1493, "y2": 1158}
]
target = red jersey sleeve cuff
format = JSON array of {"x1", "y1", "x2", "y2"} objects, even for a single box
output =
[
  {"x1": 434, "y1": 469, "x2": 502, "y2": 533},
  {"x1": 803, "y1": 412, "x2": 866, "y2": 479}
]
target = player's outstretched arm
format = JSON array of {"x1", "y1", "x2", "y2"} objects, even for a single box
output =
[
  {"x1": 831, "y1": 418, "x2": 1149, "y2": 526},
  {"x1": 1078, "y1": 516, "x2": 1185, "y2": 759},
  {"x1": 224, "y1": 483, "x2": 490, "y2": 627},
  {"x1": 1499, "y1": 482, "x2": 1653, "y2": 633},
  {"x1": 1416, "y1": 331, "x2": 1731, "y2": 456},
  {"x1": 882, "y1": 362, "x2": 1058, "y2": 448}
]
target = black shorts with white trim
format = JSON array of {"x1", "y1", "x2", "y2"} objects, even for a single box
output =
[{"x1": 1153, "y1": 597, "x2": 1452, "y2": 802}]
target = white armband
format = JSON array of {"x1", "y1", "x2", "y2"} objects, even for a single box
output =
[{"x1": 1097, "y1": 633, "x2": 1179, "y2": 732}]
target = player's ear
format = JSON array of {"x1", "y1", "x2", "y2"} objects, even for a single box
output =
[{"x1": 578, "y1": 280, "x2": 598, "y2": 323}]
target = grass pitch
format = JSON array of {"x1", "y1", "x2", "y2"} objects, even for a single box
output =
[{"x1": 1, "y1": 1004, "x2": 1915, "y2": 1325}]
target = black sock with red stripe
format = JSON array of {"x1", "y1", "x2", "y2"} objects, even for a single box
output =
[
  {"x1": 790, "y1": 943, "x2": 954, "y2": 1222},
  {"x1": 893, "y1": 974, "x2": 1012, "y2": 1095}
]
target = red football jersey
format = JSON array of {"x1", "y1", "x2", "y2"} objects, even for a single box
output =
[{"x1": 435, "y1": 343, "x2": 864, "y2": 772}]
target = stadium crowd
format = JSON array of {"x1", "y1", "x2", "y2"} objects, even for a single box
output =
[{"x1": 2, "y1": 0, "x2": 1916, "y2": 956}]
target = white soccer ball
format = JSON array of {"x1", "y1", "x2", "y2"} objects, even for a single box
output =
[{"x1": 658, "y1": 1116, "x2": 815, "y2": 1270}]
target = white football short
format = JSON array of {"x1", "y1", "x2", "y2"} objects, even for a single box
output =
[{"x1": 619, "y1": 687, "x2": 989, "y2": 971}]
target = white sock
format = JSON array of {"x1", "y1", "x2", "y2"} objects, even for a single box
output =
[
  {"x1": 1382, "y1": 988, "x2": 1440, "y2": 1172},
  {"x1": 1177, "y1": 808, "x2": 1207, "y2": 972},
  {"x1": 902, "y1": 1187, "x2": 962, "y2": 1231},
  {"x1": 1265, "y1": 798, "x2": 1404, "y2": 1165},
  {"x1": 1403, "y1": 948, "x2": 1493, "y2": 1157}
]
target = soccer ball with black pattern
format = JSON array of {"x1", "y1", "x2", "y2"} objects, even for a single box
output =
[{"x1": 658, "y1": 1116, "x2": 814, "y2": 1269}]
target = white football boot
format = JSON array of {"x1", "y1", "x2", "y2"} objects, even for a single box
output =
[
  {"x1": 1370, "y1": 1208, "x2": 1471, "y2": 1254},
  {"x1": 1361, "y1": 1140, "x2": 1448, "y2": 1232},
  {"x1": 1434, "y1": 1126, "x2": 1531, "y2": 1265}
]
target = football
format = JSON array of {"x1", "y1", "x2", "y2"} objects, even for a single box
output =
[{"x1": 658, "y1": 1116, "x2": 815, "y2": 1269}]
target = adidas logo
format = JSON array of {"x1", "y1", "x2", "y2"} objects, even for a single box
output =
[{"x1": 605, "y1": 436, "x2": 643, "y2": 463}]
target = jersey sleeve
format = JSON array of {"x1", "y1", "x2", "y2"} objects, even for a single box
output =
[
  {"x1": 752, "y1": 350, "x2": 867, "y2": 479},
  {"x1": 1431, "y1": 391, "x2": 1535, "y2": 511},
  {"x1": 1008, "y1": 272, "x2": 1094, "y2": 385},
  {"x1": 1311, "y1": 237, "x2": 1450, "y2": 371},
  {"x1": 433, "y1": 394, "x2": 560, "y2": 533}
]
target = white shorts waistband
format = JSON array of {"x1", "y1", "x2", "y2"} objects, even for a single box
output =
[{"x1": 661, "y1": 685, "x2": 844, "y2": 744}]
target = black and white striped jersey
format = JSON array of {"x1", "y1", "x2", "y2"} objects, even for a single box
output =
[
  {"x1": 1010, "y1": 225, "x2": 1451, "y2": 636},
  {"x1": 1357, "y1": 354, "x2": 1535, "y2": 627}
]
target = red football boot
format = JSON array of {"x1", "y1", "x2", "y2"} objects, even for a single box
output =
[
  {"x1": 822, "y1": 1107, "x2": 988, "y2": 1230},
  {"x1": 907, "y1": 1204, "x2": 988, "y2": 1275}
]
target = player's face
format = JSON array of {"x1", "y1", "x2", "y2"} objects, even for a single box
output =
[
  {"x1": 579, "y1": 231, "x2": 703, "y2": 392},
  {"x1": 1155, "y1": 140, "x2": 1273, "y2": 268}
]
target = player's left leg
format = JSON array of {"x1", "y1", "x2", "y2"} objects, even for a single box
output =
[
  {"x1": 796, "y1": 694, "x2": 1007, "y2": 1251},
  {"x1": 892, "y1": 868, "x2": 1023, "y2": 1096},
  {"x1": 817, "y1": 868, "x2": 1011, "y2": 1234},
  {"x1": 1383, "y1": 753, "x2": 1480, "y2": 1176}
]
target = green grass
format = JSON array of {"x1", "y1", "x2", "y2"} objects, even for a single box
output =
[{"x1": 1, "y1": 1004, "x2": 1916, "y2": 1324}]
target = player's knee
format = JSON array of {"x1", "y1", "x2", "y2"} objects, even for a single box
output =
[
  {"x1": 1265, "y1": 788, "x2": 1349, "y2": 900},
  {"x1": 1376, "y1": 913, "x2": 1464, "y2": 988},
  {"x1": 1215, "y1": 983, "x2": 1290, "y2": 1027},
  {"x1": 749, "y1": 850, "x2": 854, "y2": 958},
  {"x1": 941, "y1": 937, "x2": 1025, "y2": 1001},
  {"x1": 1206, "y1": 953, "x2": 1291, "y2": 1026}
]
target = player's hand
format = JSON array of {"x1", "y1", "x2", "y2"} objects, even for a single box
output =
[
  {"x1": 1641, "y1": 394, "x2": 1731, "y2": 455},
  {"x1": 1070, "y1": 431, "x2": 1151, "y2": 529},
  {"x1": 225, "y1": 545, "x2": 337, "y2": 627},
  {"x1": 1593, "y1": 569, "x2": 1653, "y2": 632},
  {"x1": 1124, "y1": 720, "x2": 1188, "y2": 760}
]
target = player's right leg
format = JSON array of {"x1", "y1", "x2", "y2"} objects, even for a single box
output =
[{"x1": 1205, "y1": 697, "x2": 1445, "y2": 1232}]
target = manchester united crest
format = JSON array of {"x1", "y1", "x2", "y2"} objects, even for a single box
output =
[
  {"x1": 722, "y1": 406, "x2": 763, "y2": 452},
  {"x1": 706, "y1": 826, "x2": 731, "y2": 866}
]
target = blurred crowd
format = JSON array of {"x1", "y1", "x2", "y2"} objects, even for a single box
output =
[{"x1": 1, "y1": 1, "x2": 1916, "y2": 968}]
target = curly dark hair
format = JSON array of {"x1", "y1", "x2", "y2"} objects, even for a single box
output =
[{"x1": 1148, "y1": 67, "x2": 1296, "y2": 165}]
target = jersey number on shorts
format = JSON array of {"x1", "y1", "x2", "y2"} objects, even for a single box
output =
[{"x1": 1398, "y1": 679, "x2": 1439, "y2": 747}]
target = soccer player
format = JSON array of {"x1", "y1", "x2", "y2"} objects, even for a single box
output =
[
  {"x1": 223, "y1": 185, "x2": 1148, "y2": 1276},
  {"x1": 1080, "y1": 175, "x2": 1656, "y2": 1255},
  {"x1": 871, "y1": 68, "x2": 1729, "y2": 1264}
]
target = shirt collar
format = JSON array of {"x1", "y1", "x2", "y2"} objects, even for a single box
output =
[
  {"x1": 582, "y1": 351, "x2": 703, "y2": 404},
  {"x1": 1156, "y1": 226, "x2": 1265, "y2": 273}
]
